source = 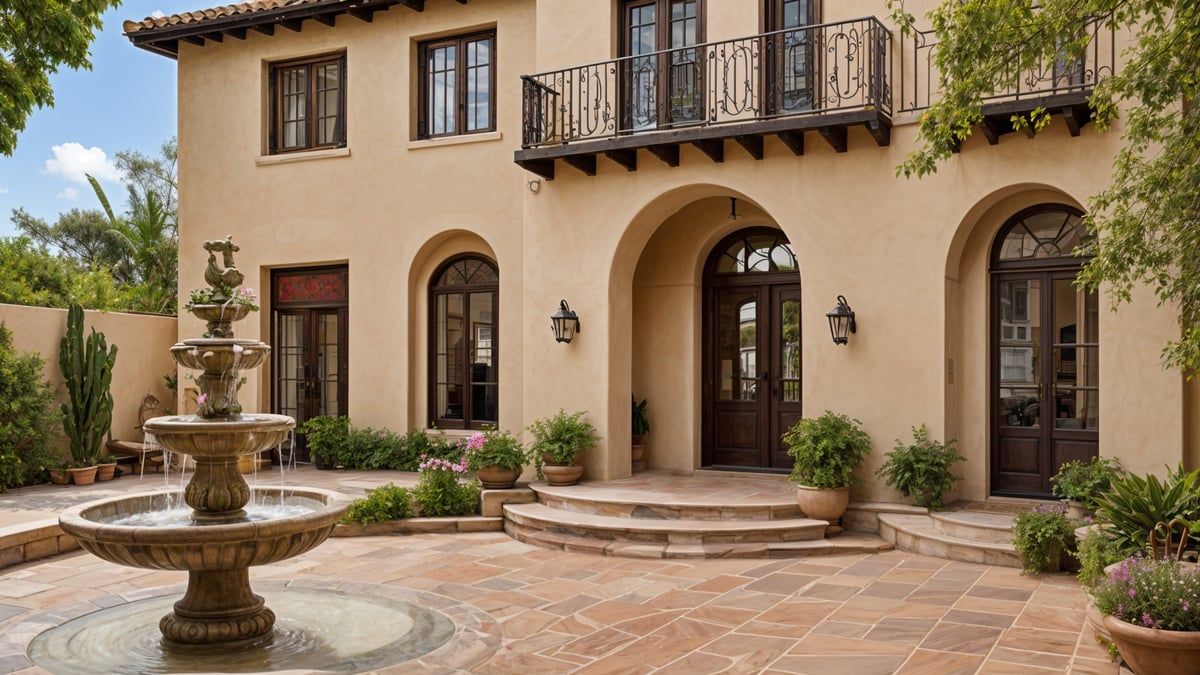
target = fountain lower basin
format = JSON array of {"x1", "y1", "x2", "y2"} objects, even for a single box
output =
[{"x1": 60, "y1": 488, "x2": 350, "y2": 571}]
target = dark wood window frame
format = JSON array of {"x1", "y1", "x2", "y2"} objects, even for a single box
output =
[
  {"x1": 417, "y1": 30, "x2": 497, "y2": 139},
  {"x1": 268, "y1": 52, "x2": 347, "y2": 154},
  {"x1": 428, "y1": 255, "x2": 500, "y2": 430},
  {"x1": 618, "y1": 0, "x2": 706, "y2": 130}
]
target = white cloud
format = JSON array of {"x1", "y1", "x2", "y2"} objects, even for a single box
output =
[
  {"x1": 42, "y1": 143, "x2": 123, "y2": 185},
  {"x1": 0, "y1": 187, "x2": 8, "y2": 194},
  {"x1": 57, "y1": 186, "x2": 80, "y2": 201},
  {"x1": 151, "y1": 10, "x2": 165, "y2": 18}
]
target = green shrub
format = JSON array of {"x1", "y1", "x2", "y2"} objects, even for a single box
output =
[
  {"x1": 632, "y1": 397, "x2": 650, "y2": 436},
  {"x1": 528, "y1": 410, "x2": 599, "y2": 478},
  {"x1": 297, "y1": 415, "x2": 351, "y2": 467},
  {"x1": 1092, "y1": 465, "x2": 1200, "y2": 552},
  {"x1": 1073, "y1": 526, "x2": 1133, "y2": 588},
  {"x1": 0, "y1": 324, "x2": 61, "y2": 490},
  {"x1": 1012, "y1": 504, "x2": 1075, "y2": 574},
  {"x1": 783, "y1": 411, "x2": 872, "y2": 489},
  {"x1": 1051, "y1": 457, "x2": 1124, "y2": 510},
  {"x1": 341, "y1": 483, "x2": 413, "y2": 524},
  {"x1": 412, "y1": 455, "x2": 478, "y2": 517},
  {"x1": 874, "y1": 424, "x2": 965, "y2": 510}
]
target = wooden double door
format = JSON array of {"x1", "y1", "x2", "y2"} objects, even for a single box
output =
[{"x1": 704, "y1": 281, "x2": 802, "y2": 470}]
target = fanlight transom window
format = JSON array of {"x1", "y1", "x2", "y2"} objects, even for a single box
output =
[
  {"x1": 715, "y1": 234, "x2": 797, "y2": 274},
  {"x1": 996, "y1": 209, "x2": 1089, "y2": 262}
]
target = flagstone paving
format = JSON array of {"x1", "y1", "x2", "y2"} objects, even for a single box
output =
[{"x1": 0, "y1": 467, "x2": 1121, "y2": 673}]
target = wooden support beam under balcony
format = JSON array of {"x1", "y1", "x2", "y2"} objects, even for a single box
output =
[
  {"x1": 564, "y1": 154, "x2": 597, "y2": 176},
  {"x1": 978, "y1": 91, "x2": 1093, "y2": 145},
  {"x1": 515, "y1": 108, "x2": 890, "y2": 179}
]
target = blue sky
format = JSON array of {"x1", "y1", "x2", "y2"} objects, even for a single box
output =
[{"x1": 0, "y1": 1, "x2": 179, "y2": 238}]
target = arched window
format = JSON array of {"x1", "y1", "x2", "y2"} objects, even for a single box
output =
[
  {"x1": 989, "y1": 205, "x2": 1097, "y2": 497},
  {"x1": 430, "y1": 256, "x2": 498, "y2": 428}
]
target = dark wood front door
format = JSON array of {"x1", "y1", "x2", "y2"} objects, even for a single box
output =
[
  {"x1": 990, "y1": 207, "x2": 1097, "y2": 496},
  {"x1": 703, "y1": 229, "x2": 801, "y2": 470},
  {"x1": 271, "y1": 267, "x2": 349, "y2": 460}
]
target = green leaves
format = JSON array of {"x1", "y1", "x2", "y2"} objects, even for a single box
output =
[
  {"x1": 875, "y1": 424, "x2": 965, "y2": 510},
  {"x1": 783, "y1": 411, "x2": 872, "y2": 489},
  {"x1": 1092, "y1": 465, "x2": 1200, "y2": 551},
  {"x1": 0, "y1": 0, "x2": 120, "y2": 156},
  {"x1": 57, "y1": 303, "x2": 117, "y2": 466}
]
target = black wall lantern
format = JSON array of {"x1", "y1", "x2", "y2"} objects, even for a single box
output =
[
  {"x1": 826, "y1": 295, "x2": 856, "y2": 345},
  {"x1": 551, "y1": 299, "x2": 580, "y2": 344}
]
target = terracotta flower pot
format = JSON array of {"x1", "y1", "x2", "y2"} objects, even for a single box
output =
[
  {"x1": 68, "y1": 466, "x2": 98, "y2": 486},
  {"x1": 476, "y1": 465, "x2": 522, "y2": 489},
  {"x1": 795, "y1": 485, "x2": 850, "y2": 536},
  {"x1": 95, "y1": 462, "x2": 118, "y2": 481},
  {"x1": 542, "y1": 464, "x2": 584, "y2": 486},
  {"x1": 48, "y1": 469, "x2": 69, "y2": 486},
  {"x1": 1103, "y1": 614, "x2": 1200, "y2": 675}
]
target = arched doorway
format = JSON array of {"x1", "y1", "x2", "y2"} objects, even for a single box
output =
[
  {"x1": 428, "y1": 255, "x2": 498, "y2": 430},
  {"x1": 990, "y1": 206, "x2": 1098, "y2": 496},
  {"x1": 702, "y1": 228, "x2": 801, "y2": 470}
]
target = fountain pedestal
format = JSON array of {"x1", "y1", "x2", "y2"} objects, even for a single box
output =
[{"x1": 161, "y1": 569, "x2": 274, "y2": 644}]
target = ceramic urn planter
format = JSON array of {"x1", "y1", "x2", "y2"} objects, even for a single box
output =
[
  {"x1": 476, "y1": 465, "x2": 522, "y2": 489},
  {"x1": 795, "y1": 485, "x2": 850, "y2": 536},
  {"x1": 1103, "y1": 614, "x2": 1200, "y2": 675}
]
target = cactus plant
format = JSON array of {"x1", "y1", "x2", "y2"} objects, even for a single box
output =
[{"x1": 58, "y1": 304, "x2": 118, "y2": 466}]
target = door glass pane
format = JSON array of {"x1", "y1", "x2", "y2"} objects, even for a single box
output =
[
  {"x1": 998, "y1": 278, "x2": 1041, "y2": 427},
  {"x1": 774, "y1": 0, "x2": 812, "y2": 113},
  {"x1": 468, "y1": 292, "x2": 497, "y2": 423},
  {"x1": 780, "y1": 298, "x2": 800, "y2": 402},
  {"x1": 317, "y1": 313, "x2": 340, "y2": 417},
  {"x1": 627, "y1": 3, "x2": 658, "y2": 130},
  {"x1": 275, "y1": 314, "x2": 304, "y2": 420},
  {"x1": 1052, "y1": 279, "x2": 1099, "y2": 430},
  {"x1": 717, "y1": 293, "x2": 757, "y2": 401},
  {"x1": 668, "y1": 0, "x2": 701, "y2": 124},
  {"x1": 436, "y1": 293, "x2": 465, "y2": 420}
]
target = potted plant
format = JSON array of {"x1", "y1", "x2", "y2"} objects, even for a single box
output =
[
  {"x1": 782, "y1": 410, "x2": 871, "y2": 534},
  {"x1": 58, "y1": 304, "x2": 117, "y2": 485},
  {"x1": 631, "y1": 396, "x2": 650, "y2": 445},
  {"x1": 1091, "y1": 556, "x2": 1200, "y2": 673},
  {"x1": 528, "y1": 409, "x2": 599, "y2": 486},
  {"x1": 1012, "y1": 503, "x2": 1075, "y2": 574},
  {"x1": 463, "y1": 426, "x2": 527, "y2": 489},
  {"x1": 874, "y1": 424, "x2": 965, "y2": 510},
  {"x1": 1052, "y1": 456, "x2": 1124, "y2": 518},
  {"x1": 297, "y1": 415, "x2": 350, "y2": 469}
]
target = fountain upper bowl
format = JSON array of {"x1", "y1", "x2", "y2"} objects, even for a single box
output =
[{"x1": 142, "y1": 413, "x2": 293, "y2": 457}]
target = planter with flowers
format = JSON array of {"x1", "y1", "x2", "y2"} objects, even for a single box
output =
[
  {"x1": 1090, "y1": 556, "x2": 1200, "y2": 674},
  {"x1": 463, "y1": 426, "x2": 527, "y2": 489},
  {"x1": 1012, "y1": 503, "x2": 1075, "y2": 574}
]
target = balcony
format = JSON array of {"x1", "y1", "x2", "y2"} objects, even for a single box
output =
[
  {"x1": 514, "y1": 17, "x2": 894, "y2": 179},
  {"x1": 898, "y1": 19, "x2": 1116, "y2": 144}
]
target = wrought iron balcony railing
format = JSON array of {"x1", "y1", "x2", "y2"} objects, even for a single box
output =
[
  {"x1": 898, "y1": 20, "x2": 1116, "y2": 114},
  {"x1": 520, "y1": 17, "x2": 893, "y2": 149}
]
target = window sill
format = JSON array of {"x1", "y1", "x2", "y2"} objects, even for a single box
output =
[
  {"x1": 407, "y1": 131, "x2": 502, "y2": 151},
  {"x1": 256, "y1": 146, "x2": 351, "y2": 166}
]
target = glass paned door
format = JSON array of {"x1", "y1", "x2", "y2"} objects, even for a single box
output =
[
  {"x1": 622, "y1": 0, "x2": 703, "y2": 131},
  {"x1": 767, "y1": 0, "x2": 817, "y2": 114},
  {"x1": 707, "y1": 283, "x2": 802, "y2": 469},
  {"x1": 992, "y1": 272, "x2": 1098, "y2": 495}
]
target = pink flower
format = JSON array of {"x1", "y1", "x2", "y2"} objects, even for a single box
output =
[{"x1": 197, "y1": 393, "x2": 208, "y2": 405}]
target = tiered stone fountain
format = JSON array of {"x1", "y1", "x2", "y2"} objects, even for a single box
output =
[{"x1": 58, "y1": 236, "x2": 351, "y2": 646}]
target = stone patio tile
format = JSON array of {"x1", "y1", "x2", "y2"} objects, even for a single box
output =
[
  {"x1": 614, "y1": 608, "x2": 687, "y2": 635},
  {"x1": 967, "y1": 584, "x2": 1035, "y2": 602},
  {"x1": 710, "y1": 590, "x2": 785, "y2": 611},
  {"x1": 542, "y1": 593, "x2": 603, "y2": 616},
  {"x1": 977, "y1": 661, "x2": 1062, "y2": 674},
  {"x1": 906, "y1": 588, "x2": 963, "y2": 606},
  {"x1": 755, "y1": 599, "x2": 840, "y2": 626},
  {"x1": 738, "y1": 619, "x2": 813, "y2": 639},
  {"x1": 1015, "y1": 604, "x2": 1086, "y2": 631},
  {"x1": 498, "y1": 608, "x2": 561, "y2": 637},
  {"x1": 791, "y1": 634, "x2": 913, "y2": 656},
  {"x1": 558, "y1": 626, "x2": 638, "y2": 658},
  {"x1": 742, "y1": 573, "x2": 819, "y2": 595},
  {"x1": 688, "y1": 574, "x2": 752, "y2": 593},
  {"x1": 887, "y1": 601, "x2": 951, "y2": 620},
  {"x1": 919, "y1": 622, "x2": 1004, "y2": 655},
  {"x1": 990, "y1": 645, "x2": 1072, "y2": 670},
  {"x1": 779, "y1": 561, "x2": 849, "y2": 577},
  {"x1": 1068, "y1": 657, "x2": 1121, "y2": 674},
  {"x1": 827, "y1": 595, "x2": 902, "y2": 622},
  {"x1": 953, "y1": 595, "x2": 1028, "y2": 615},
  {"x1": 577, "y1": 599, "x2": 660, "y2": 626},
  {"x1": 859, "y1": 580, "x2": 918, "y2": 599},
  {"x1": 684, "y1": 603, "x2": 757, "y2": 627},
  {"x1": 811, "y1": 620, "x2": 872, "y2": 638},
  {"x1": 881, "y1": 567, "x2": 937, "y2": 584},
  {"x1": 862, "y1": 617, "x2": 937, "y2": 645},
  {"x1": 894, "y1": 648, "x2": 984, "y2": 675},
  {"x1": 652, "y1": 651, "x2": 734, "y2": 674},
  {"x1": 771, "y1": 654, "x2": 908, "y2": 674},
  {"x1": 997, "y1": 626, "x2": 1079, "y2": 656},
  {"x1": 1031, "y1": 586, "x2": 1090, "y2": 610},
  {"x1": 943, "y1": 608, "x2": 1017, "y2": 628},
  {"x1": 701, "y1": 633, "x2": 795, "y2": 671},
  {"x1": 799, "y1": 582, "x2": 859, "y2": 601}
]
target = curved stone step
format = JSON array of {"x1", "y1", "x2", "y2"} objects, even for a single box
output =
[
  {"x1": 504, "y1": 504, "x2": 891, "y2": 559},
  {"x1": 530, "y1": 482, "x2": 802, "y2": 521},
  {"x1": 931, "y1": 511, "x2": 1014, "y2": 544},
  {"x1": 878, "y1": 513, "x2": 1021, "y2": 568}
]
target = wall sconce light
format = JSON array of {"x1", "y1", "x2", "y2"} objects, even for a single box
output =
[
  {"x1": 528, "y1": 179, "x2": 541, "y2": 194},
  {"x1": 550, "y1": 299, "x2": 580, "y2": 344},
  {"x1": 826, "y1": 295, "x2": 856, "y2": 345},
  {"x1": 728, "y1": 197, "x2": 738, "y2": 220}
]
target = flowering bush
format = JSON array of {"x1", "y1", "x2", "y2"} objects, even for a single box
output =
[
  {"x1": 185, "y1": 286, "x2": 259, "y2": 311},
  {"x1": 1092, "y1": 557, "x2": 1200, "y2": 631},
  {"x1": 412, "y1": 454, "x2": 478, "y2": 517},
  {"x1": 462, "y1": 426, "x2": 527, "y2": 473},
  {"x1": 1012, "y1": 503, "x2": 1075, "y2": 574}
]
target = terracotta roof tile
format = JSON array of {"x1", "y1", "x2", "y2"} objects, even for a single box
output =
[{"x1": 123, "y1": 0, "x2": 322, "y2": 35}]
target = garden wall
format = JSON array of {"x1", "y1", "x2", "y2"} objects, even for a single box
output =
[{"x1": 0, "y1": 304, "x2": 178, "y2": 457}]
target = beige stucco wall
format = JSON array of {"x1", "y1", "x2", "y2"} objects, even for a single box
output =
[
  {"x1": 165, "y1": 0, "x2": 1196, "y2": 500},
  {"x1": 0, "y1": 304, "x2": 177, "y2": 457}
]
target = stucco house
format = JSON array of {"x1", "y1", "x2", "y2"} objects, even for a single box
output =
[{"x1": 123, "y1": 0, "x2": 1198, "y2": 507}]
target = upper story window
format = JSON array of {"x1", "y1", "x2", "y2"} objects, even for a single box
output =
[
  {"x1": 269, "y1": 53, "x2": 347, "y2": 154},
  {"x1": 418, "y1": 30, "x2": 495, "y2": 138}
]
